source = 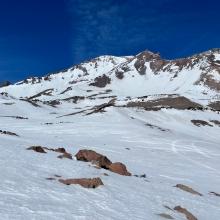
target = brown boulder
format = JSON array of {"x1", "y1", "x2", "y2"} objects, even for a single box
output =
[
  {"x1": 108, "y1": 162, "x2": 131, "y2": 176},
  {"x1": 27, "y1": 146, "x2": 47, "y2": 153},
  {"x1": 59, "y1": 177, "x2": 103, "y2": 188},
  {"x1": 75, "y1": 149, "x2": 112, "y2": 169}
]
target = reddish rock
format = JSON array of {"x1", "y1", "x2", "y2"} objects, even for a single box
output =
[
  {"x1": 59, "y1": 177, "x2": 104, "y2": 188},
  {"x1": 108, "y1": 162, "x2": 131, "y2": 176},
  {"x1": 27, "y1": 146, "x2": 47, "y2": 153},
  {"x1": 75, "y1": 149, "x2": 112, "y2": 169},
  {"x1": 57, "y1": 153, "x2": 73, "y2": 160},
  {"x1": 174, "y1": 206, "x2": 197, "y2": 220}
]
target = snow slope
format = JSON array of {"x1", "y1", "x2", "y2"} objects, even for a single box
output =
[{"x1": 0, "y1": 49, "x2": 220, "y2": 220}]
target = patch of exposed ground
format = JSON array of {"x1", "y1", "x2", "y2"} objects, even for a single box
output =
[{"x1": 89, "y1": 74, "x2": 111, "y2": 88}]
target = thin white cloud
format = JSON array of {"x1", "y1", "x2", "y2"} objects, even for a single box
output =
[{"x1": 67, "y1": 0, "x2": 166, "y2": 62}]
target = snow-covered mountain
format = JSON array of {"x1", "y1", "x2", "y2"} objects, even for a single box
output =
[{"x1": 0, "y1": 49, "x2": 220, "y2": 220}]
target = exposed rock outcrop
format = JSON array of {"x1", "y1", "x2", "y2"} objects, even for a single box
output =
[
  {"x1": 174, "y1": 184, "x2": 203, "y2": 196},
  {"x1": 127, "y1": 96, "x2": 202, "y2": 111},
  {"x1": 191, "y1": 120, "x2": 213, "y2": 127},
  {"x1": 174, "y1": 206, "x2": 197, "y2": 220},
  {"x1": 27, "y1": 146, "x2": 47, "y2": 153},
  {"x1": 75, "y1": 149, "x2": 112, "y2": 169},
  {"x1": 89, "y1": 74, "x2": 111, "y2": 88},
  {"x1": 108, "y1": 162, "x2": 131, "y2": 176},
  {"x1": 59, "y1": 177, "x2": 103, "y2": 188},
  {"x1": 0, "y1": 130, "x2": 19, "y2": 136},
  {"x1": 75, "y1": 149, "x2": 131, "y2": 176}
]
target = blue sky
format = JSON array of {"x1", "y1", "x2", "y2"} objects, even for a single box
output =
[{"x1": 0, "y1": 0, "x2": 220, "y2": 82}]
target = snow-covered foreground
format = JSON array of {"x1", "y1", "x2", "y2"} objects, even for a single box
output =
[{"x1": 0, "y1": 99, "x2": 220, "y2": 220}]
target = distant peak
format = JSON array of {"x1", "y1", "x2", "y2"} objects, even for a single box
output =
[{"x1": 136, "y1": 50, "x2": 161, "y2": 61}]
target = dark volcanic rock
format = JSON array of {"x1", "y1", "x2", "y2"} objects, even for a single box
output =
[
  {"x1": 115, "y1": 70, "x2": 124, "y2": 79},
  {"x1": 208, "y1": 101, "x2": 220, "y2": 111},
  {"x1": 0, "y1": 130, "x2": 18, "y2": 136},
  {"x1": 54, "y1": 148, "x2": 66, "y2": 153},
  {"x1": 89, "y1": 74, "x2": 111, "y2": 88},
  {"x1": 59, "y1": 177, "x2": 104, "y2": 188},
  {"x1": 191, "y1": 120, "x2": 213, "y2": 127},
  {"x1": 210, "y1": 120, "x2": 220, "y2": 126},
  {"x1": 134, "y1": 59, "x2": 146, "y2": 75},
  {"x1": 27, "y1": 146, "x2": 47, "y2": 153}
]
